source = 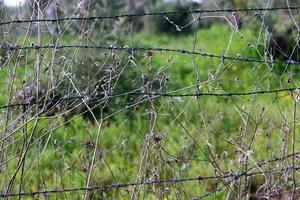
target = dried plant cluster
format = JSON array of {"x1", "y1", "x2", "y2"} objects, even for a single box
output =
[{"x1": 0, "y1": 1, "x2": 300, "y2": 199}]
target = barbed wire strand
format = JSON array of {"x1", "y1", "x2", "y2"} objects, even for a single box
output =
[
  {"x1": 2, "y1": 44, "x2": 300, "y2": 66},
  {"x1": 1, "y1": 5, "x2": 300, "y2": 199},
  {"x1": 1, "y1": 6, "x2": 300, "y2": 26},
  {"x1": 0, "y1": 87, "x2": 298, "y2": 110},
  {"x1": 1, "y1": 166, "x2": 299, "y2": 198}
]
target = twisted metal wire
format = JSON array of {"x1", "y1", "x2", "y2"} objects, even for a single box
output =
[
  {"x1": 1, "y1": 6, "x2": 300, "y2": 26},
  {"x1": 0, "y1": 87, "x2": 298, "y2": 110},
  {"x1": 2, "y1": 44, "x2": 300, "y2": 65},
  {"x1": 1, "y1": 166, "x2": 298, "y2": 197},
  {"x1": 1, "y1": 5, "x2": 300, "y2": 198}
]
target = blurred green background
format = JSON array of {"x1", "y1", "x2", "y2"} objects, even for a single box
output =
[{"x1": 1, "y1": 0, "x2": 300, "y2": 199}]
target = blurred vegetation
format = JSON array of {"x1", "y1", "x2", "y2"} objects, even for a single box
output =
[{"x1": 1, "y1": 0, "x2": 300, "y2": 199}]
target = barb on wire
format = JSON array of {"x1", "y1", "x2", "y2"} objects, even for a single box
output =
[
  {"x1": 1, "y1": 6, "x2": 300, "y2": 26},
  {"x1": 2, "y1": 44, "x2": 300, "y2": 66},
  {"x1": 0, "y1": 87, "x2": 298, "y2": 110},
  {"x1": 1, "y1": 166, "x2": 299, "y2": 197},
  {"x1": 254, "y1": 152, "x2": 300, "y2": 168}
]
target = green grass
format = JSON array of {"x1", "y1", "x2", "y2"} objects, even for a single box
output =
[{"x1": 1, "y1": 24, "x2": 299, "y2": 199}]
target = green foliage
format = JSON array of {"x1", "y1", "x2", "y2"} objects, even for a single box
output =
[
  {"x1": 2, "y1": 14, "x2": 300, "y2": 198},
  {"x1": 131, "y1": 25, "x2": 260, "y2": 90}
]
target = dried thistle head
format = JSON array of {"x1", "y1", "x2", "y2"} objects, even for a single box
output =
[
  {"x1": 146, "y1": 51, "x2": 153, "y2": 59},
  {"x1": 281, "y1": 123, "x2": 291, "y2": 134},
  {"x1": 151, "y1": 132, "x2": 166, "y2": 143},
  {"x1": 15, "y1": 86, "x2": 34, "y2": 103}
]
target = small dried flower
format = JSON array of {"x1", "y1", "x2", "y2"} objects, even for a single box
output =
[
  {"x1": 282, "y1": 123, "x2": 291, "y2": 134},
  {"x1": 146, "y1": 51, "x2": 153, "y2": 59}
]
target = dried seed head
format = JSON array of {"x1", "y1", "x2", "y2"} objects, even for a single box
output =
[
  {"x1": 81, "y1": 166, "x2": 88, "y2": 173},
  {"x1": 141, "y1": 74, "x2": 147, "y2": 79},
  {"x1": 146, "y1": 51, "x2": 153, "y2": 58},
  {"x1": 163, "y1": 75, "x2": 170, "y2": 82},
  {"x1": 128, "y1": 55, "x2": 135, "y2": 60},
  {"x1": 151, "y1": 132, "x2": 165, "y2": 143},
  {"x1": 84, "y1": 140, "x2": 92, "y2": 147},
  {"x1": 16, "y1": 86, "x2": 34, "y2": 103},
  {"x1": 282, "y1": 123, "x2": 291, "y2": 134}
]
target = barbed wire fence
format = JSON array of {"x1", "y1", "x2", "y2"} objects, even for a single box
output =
[{"x1": 0, "y1": 1, "x2": 300, "y2": 199}]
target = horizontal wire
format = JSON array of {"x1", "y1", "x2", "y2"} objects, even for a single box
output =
[
  {"x1": 1, "y1": 6, "x2": 300, "y2": 26},
  {"x1": 2, "y1": 44, "x2": 300, "y2": 65},
  {"x1": 1, "y1": 5, "x2": 299, "y2": 198},
  {"x1": 0, "y1": 87, "x2": 298, "y2": 110},
  {"x1": 196, "y1": 152, "x2": 300, "y2": 198},
  {"x1": 254, "y1": 152, "x2": 300, "y2": 168},
  {"x1": 1, "y1": 166, "x2": 298, "y2": 197}
]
